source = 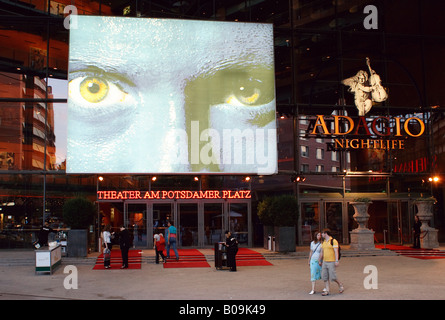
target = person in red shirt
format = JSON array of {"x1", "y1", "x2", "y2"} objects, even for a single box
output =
[{"x1": 154, "y1": 233, "x2": 166, "y2": 264}]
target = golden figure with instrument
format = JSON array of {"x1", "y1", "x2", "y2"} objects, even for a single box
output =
[{"x1": 342, "y1": 57, "x2": 388, "y2": 116}]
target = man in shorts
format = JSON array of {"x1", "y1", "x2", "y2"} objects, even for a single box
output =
[{"x1": 318, "y1": 228, "x2": 344, "y2": 296}]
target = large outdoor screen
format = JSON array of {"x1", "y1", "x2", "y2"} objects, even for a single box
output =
[{"x1": 67, "y1": 16, "x2": 277, "y2": 174}]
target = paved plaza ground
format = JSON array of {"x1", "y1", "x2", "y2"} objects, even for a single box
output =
[{"x1": 0, "y1": 245, "x2": 444, "y2": 301}]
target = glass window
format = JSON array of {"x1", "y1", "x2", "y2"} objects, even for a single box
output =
[{"x1": 301, "y1": 145, "x2": 309, "y2": 157}]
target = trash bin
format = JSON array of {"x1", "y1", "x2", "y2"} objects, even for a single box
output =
[
  {"x1": 267, "y1": 235, "x2": 276, "y2": 252},
  {"x1": 214, "y1": 242, "x2": 229, "y2": 270}
]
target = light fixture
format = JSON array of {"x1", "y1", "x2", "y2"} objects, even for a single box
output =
[
  {"x1": 291, "y1": 175, "x2": 306, "y2": 182},
  {"x1": 194, "y1": 176, "x2": 199, "y2": 181},
  {"x1": 98, "y1": 176, "x2": 104, "y2": 182},
  {"x1": 151, "y1": 176, "x2": 157, "y2": 182}
]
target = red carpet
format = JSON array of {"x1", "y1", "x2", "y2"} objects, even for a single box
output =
[
  {"x1": 93, "y1": 249, "x2": 142, "y2": 269},
  {"x1": 163, "y1": 249, "x2": 210, "y2": 268},
  {"x1": 376, "y1": 244, "x2": 445, "y2": 259},
  {"x1": 235, "y1": 248, "x2": 273, "y2": 266}
]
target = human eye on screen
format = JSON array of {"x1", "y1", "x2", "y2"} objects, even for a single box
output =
[
  {"x1": 223, "y1": 68, "x2": 275, "y2": 107},
  {"x1": 184, "y1": 64, "x2": 275, "y2": 128},
  {"x1": 68, "y1": 66, "x2": 137, "y2": 117}
]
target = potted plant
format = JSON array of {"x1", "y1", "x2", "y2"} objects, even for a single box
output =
[
  {"x1": 258, "y1": 194, "x2": 298, "y2": 252},
  {"x1": 350, "y1": 197, "x2": 372, "y2": 230},
  {"x1": 413, "y1": 196, "x2": 439, "y2": 248},
  {"x1": 257, "y1": 196, "x2": 275, "y2": 249},
  {"x1": 349, "y1": 197, "x2": 375, "y2": 250},
  {"x1": 63, "y1": 196, "x2": 95, "y2": 257}
]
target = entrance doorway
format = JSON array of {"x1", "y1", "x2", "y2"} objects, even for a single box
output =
[
  {"x1": 387, "y1": 201, "x2": 411, "y2": 244},
  {"x1": 126, "y1": 203, "x2": 147, "y2": 248},
  {"x1": 325, "y1": 202, "x2": 343, "y2": 241},
  {"x1": 116, "y1": 199, "x2": 251, "y2": 248},
  {"x1": 300, "y1": 201, "x2": 343, "y2": 244},
  {"x1": 178, "y1": 203, "x2": 198, "y2": 247},
  {"x1": 152, "y1": 202, "x2": 174, "y2": 245},
  {"x1": 229, "y1": 202, "x2": 249, "y2": 246},
  {"x1": 204, "y1": 203, "x2": 224, "y2": 245},
  {"x1": 298, "y1": 196, "x2": 419, "y2": 247}
]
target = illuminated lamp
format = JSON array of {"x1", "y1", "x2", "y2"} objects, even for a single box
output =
[
  {"x1": 291, "y1": 175, "x2": 306, "y2": 182},
  {"x1": 194, "y1": 176, "x2": 199, "y2": 181},
  {"x1": 151, "y1": 176, "x2": 157, "y2": 182},
  {"x1": 244, "y1": 176, "x2": 251, "y2": 182},
  {"x1": 98, "y1": 176, "x2": 104, "y2": 182},
  {"x1": 429, "y1": 176, "x2": 440, "y2": 182}
]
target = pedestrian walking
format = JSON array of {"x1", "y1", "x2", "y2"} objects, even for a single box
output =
[
  {"x1": 119, "y1": 225, "x2": 131, "y2": 269},
  {"x1": 225, "y1": 231, "x2": 238, "y2": 272},
  {"x1": 101, "y1": 225, "x2": 112, "y2": 269},
  {"x1": 308, "y1": 231, "x2": 322, "y2": 294},
  {"x1": 413, "y1": 215, "x2": 421, "y2": 249},
  {"x1": 166, "y1": 221, "x2": 179, "y2": 261},
  {"x1": 154, "y1": 233, "x2": 166, "y2": 264},
  {"x1": 318, "y1": 228, "x2": 344, "y2": 296}
]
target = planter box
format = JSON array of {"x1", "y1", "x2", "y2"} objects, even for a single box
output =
[
  {"x1": 349, "y1": 229, "x2": 375, "y2": 250},
  {"x1": 262, "y1": 225, "x2": 296, "y2": 252},
  {"x1": 274, "y1": 226, "x2": 296, "y2": 252},
  {"x1": 67, "y1": 229, "x2": 88, "y2": 257}
]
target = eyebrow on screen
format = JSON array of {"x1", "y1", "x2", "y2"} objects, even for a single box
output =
[{"x1": 69, "y1": 62, "x2": 136, "y2": 87}]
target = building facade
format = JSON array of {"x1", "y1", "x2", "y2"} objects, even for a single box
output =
[{"x1": 0, "y1": 0, "x2": 443, "y2": 250}]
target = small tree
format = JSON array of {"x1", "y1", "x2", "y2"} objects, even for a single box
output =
[
  {"x1": 258, "y1": 194, "x2": 298, "y2": 226},
  {"x1": 257, "y1": 196, "x2": 275, "y2": 225},
  {"x1": 63, "y1": 196, "x2": 95, "y2": 229},
  {"x1": 270, "y1": 194, "x2": 298, "y2": 227}
]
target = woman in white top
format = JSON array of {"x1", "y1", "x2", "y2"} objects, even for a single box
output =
[
  {"x1": 102, "y1": 225, "x2": 112, "y2": 269},
  {"x1": 308, "y1": 231, "x2": 322, "y2": 294}
]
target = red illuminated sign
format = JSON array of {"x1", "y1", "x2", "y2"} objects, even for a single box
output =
[{"x1": 97, "y1": 190, "x2": 251, "y2": 200}]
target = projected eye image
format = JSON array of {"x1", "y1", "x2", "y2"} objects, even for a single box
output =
[{"x1": 67, "y1": 16, "x2": 277, "y2": 174}]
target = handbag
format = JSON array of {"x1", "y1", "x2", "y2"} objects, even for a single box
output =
[{"x1": 103, "y1": 248, "x2": 111, "y2": 263}]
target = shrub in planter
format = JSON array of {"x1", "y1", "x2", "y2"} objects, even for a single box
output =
[
  {"x1": 258, "y1": 194, "x2": 298, "y2": 252},
  {"x1": 63, "y1": 197, "x2": 95, "y2": 229},
  {"x1": 257, "y1": 196, "x2": 275, "y2": 226},
  {"x1": 258, "y1": 195, "x2": 298, "y2": 227},
  {"x1": 270, "y1": 195, "x2": 298, "y2": 227},
  {"x1": 257, "y1": 196, "x2": 275, "y2": 249},
  {"x1": 63, "y1": 197, "x2": 95, "y2": 257}
]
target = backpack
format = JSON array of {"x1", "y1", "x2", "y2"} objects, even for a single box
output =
[
  {"x1": 156, "y1": 236, "x2": 166, "y2": 250},
  {"x1": 331, "y1": 238, "x2": 341, "y2": 260}
]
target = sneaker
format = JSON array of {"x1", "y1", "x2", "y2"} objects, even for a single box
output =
[{"x1": 339, "y1": 284, "x2": 344, "y2": 293}]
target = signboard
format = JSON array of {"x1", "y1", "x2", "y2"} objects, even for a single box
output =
[
  {"x1": 306, "y1": 57, "x2": 425, "y2": 151},
  {"x1": 309, "y1": 115, "x2": 425, "y2": 151},
  {"x1": 97, "y1": 189, "x2": 251, "y2": 200}
]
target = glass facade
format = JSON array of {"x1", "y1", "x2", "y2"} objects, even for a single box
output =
[{"x1": 0, "y1": 0, "x2": 443, "y2": 249}]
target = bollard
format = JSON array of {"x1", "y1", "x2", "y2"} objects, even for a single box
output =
[{"x1": 382, "y1": 230, "x2": 389, "y2": 250}]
